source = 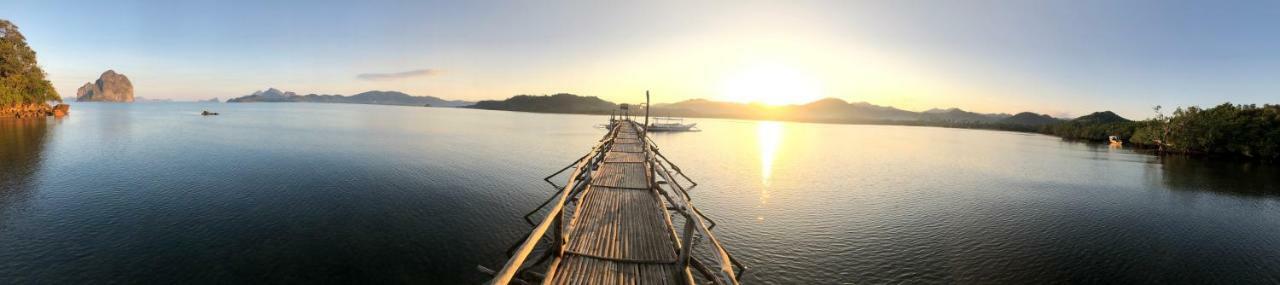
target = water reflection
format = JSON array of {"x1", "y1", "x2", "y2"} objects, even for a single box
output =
[
  {"x1": 1158, "y1": 155, "x2": 1280, "y2": 197},
  {"x1": 756, "y1": 121, "x2": 782, "y2": 206},
  {"x1": 0, "y1": 118, "x2": 50, "y2": 195}
]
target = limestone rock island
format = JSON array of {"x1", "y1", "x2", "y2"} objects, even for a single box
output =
[{"x1": 76, "y1": 70, "x2": 134, "y2": 102}]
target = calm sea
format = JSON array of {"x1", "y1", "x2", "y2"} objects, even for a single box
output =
[{"x1": 2, "y1": 103, "x2": 1278, "y2": 284}]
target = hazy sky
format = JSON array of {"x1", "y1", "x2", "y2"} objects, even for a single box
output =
[{"x1": 6, "y1": 0, "x2": 1280, "y2": 118}]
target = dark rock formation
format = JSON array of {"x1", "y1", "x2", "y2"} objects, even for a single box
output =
[
  {"x1": 76, "y1": 70, "x2": 134, "y2": 102},
  {"x1": 52, "y1": 104, "x2": 69, "y2": 117}
]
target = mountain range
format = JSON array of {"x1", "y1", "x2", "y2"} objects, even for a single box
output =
[
  {"x1": 468, "y1": 94, "x2": 1103, "y2": 128},
  {"x1": 229, "y1": 89, "x2": 1126, "y2": 130},
  {"x1": 227, "y1": 88, "x2": 472, "y2": 107}
]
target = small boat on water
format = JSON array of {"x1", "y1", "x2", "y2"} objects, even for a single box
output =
[
  {"x1": 645, "y1": 117, "x2": 699, "y2": 132},
  {"x1": 1109, "y1": 135, "x2": 1123, "y2": 146}
]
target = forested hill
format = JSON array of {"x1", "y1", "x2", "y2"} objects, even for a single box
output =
[
  {"x1": 0, "y1": 19, "x2": 60, "y2": 108},
  {"x1": 467, "y1": 93, "x2": 618, "y2": 114}
]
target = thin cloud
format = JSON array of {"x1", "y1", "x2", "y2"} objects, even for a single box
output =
[{"x1": 356, "y1": 69, "x2": 441, "y2": 81}]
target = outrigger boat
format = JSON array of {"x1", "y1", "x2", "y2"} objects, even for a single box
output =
[{"x1": 645, "y1": 117, "x2": 700, "y2": 132}]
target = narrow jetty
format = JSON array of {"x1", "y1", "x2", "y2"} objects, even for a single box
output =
[{"x1": 484, "y1": 112, "x2": 743, "y2": 284}]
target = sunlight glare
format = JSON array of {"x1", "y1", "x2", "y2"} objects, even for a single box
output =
[
  {"x1": 719, "y1": 64, "x2": 824, "y2": 106},
  {"x1": 757, "y1": 121, "x2": 783, "y2": 200}
]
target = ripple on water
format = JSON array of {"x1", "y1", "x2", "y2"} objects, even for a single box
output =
[{"x1": 2, "y1": 104, "x2": 1280, "y2": 283}]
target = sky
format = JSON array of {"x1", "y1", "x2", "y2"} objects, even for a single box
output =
[{"x1": 5, "y1": 0, "x2": 1280, "y2": 119}]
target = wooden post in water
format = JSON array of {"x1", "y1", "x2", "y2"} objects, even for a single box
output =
[{"x1": 643, "y1": 90, "x2": 650, "y2": 140}]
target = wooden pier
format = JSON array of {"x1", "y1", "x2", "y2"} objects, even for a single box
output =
[{"x1": 485, "y1": 117, "x2": 743, "y2": 285}]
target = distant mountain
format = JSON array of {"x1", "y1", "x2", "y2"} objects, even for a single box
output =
[
  {"x1": 472, "y1": 94, "x2": 1031, "y2": 125},
  {"x1": 253, "y1": 88, "x2": 296, "y2": 99},
  {"x1": 923, "y1": 108, "x2": 959, "y2": 114},
  {"x1": 227, "y1": 89, "x2": 471, "y2": 107},
  {"x1": 649, "y1": 99, "x2": 771, "y2": 118},
  {"x1": 1071, "y1": 111, "x2": 1130, "y2": 124},
  {"x1": 919, "y1": 108, "x2": 1010, "y2": 123},
  {"x1": 650, "y1": 97, "x2": 919, "y2": 122},
  {"x1": 793, "y1": 98, "x2": 919, "y2": 121},
  {"x1": 468, "y1": 93, "x2": 618, "y2": 114},
  {"x1": 1000, "y1": 112, "x2": 1063, "y2": 126},
  {"x1": 133, "y1": 97, "x2": 174, "y2": 103},
  {"x1": 227, "y1": 88, "x2": 306, "y2": 103},
  {"x1": 344, "y1": 91, "x2": 471, "y2": 107}
]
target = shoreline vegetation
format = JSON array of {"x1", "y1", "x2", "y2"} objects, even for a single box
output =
[
  {"x1": 0, "y1": 20, "x2": 66, "y2": 118},
  {"x1": 468, "y1": 94, "x2": 1280, "y2": 161}
]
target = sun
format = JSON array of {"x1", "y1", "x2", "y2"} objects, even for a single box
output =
[{"x1": 717, "y1": 64, "x2": 824, "y2": 106}]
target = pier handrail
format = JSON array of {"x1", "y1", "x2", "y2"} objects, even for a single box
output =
[
  {"x1": 488, "y1": 123, "x2": 619, "y2": 285},
  {"x1": 635, "y1": 120, "x2": 744, "y2": 284},
  {"x1": 651, "y1": 152, "x2": 741, "y2": 284}
]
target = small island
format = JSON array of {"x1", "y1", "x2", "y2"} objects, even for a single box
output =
[{"x1": 76, "y1": 70, "x2": 134, "y2": 102}]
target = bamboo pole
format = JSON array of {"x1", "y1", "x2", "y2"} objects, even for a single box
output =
[{"x1": 490, "y1": 125, "x2": 617, "y2": 285}]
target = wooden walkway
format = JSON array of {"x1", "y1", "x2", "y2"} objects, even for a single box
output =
[
  {"x1": 488, "y1": 119, "x2": 741, "y2": 285},
  {"x1": 545, "y1": 122, "x2": 685, "y2": 284}
]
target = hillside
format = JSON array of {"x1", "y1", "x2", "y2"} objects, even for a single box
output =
[
  {"x1": 1043, "y1": 110, "x2": 1138, "y2": 141},
  {"x1": 1071, "y1": 111, "x2": 1131, "y2": 124},
  {"x1": 468, "y1": 93, "x2": 618, "y2": 114},
  {"x1": 920, "y1": 108, "x2": 1011, "y2": 123},
  {"x1": 1000, "y1": 112, "x2": 1063, "y2": 126},
  {"x1": 472, "y1": 94, "x2": 1035, "y2": 125},
  {"x1": 227, "y1": 89, "x2": 471, "y2": 107},
  {"x1": 647, "y1": 97, "x2": 922, "y2": 122}
]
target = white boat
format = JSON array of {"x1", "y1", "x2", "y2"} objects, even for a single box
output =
[{"x1": 645, "y1": 117, "x2": 700, "y2": 132}]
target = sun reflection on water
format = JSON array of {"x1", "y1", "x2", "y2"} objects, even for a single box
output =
[{"x1": 757, "y1": 121, "x2": 783, "y2": 206}]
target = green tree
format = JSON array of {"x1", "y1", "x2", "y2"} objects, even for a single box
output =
[
  {"x1": 1132, "y1": 103, "x2": 1280, "y2": 159},
  {"x1": 0, "y1": 19, "x2": 60, "y2": 107}
]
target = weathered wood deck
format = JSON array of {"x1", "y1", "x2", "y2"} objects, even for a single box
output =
[
  {"x1": 488, "y1": 118, "x2": 741, "y2": 285},
  {"x1": 544, "y1": 122, "x2": 687, "y2": 284}
]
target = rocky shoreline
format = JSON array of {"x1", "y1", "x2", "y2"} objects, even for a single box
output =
[{"x1": 0, "y1": 103, "x2": 69, "y2": 118}]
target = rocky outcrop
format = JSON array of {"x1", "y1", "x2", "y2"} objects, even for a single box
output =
[
  {"x1": 0, "y1": 103, "x2": 69, "y2": 118},
  {"x1": 52, "y1": 104, "x2": 69, "y2": 117},
  {"x1": 76, "y1": 70, "x2": 134, "y2": 102}
]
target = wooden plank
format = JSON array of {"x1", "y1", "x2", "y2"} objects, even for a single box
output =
[
  {"x1": 590, "y1": 163, "x2": 648, "y2": 189},
  {"x1": 564, "y1": 186, "x2": 677, "y2": 262},
  {"x1": 604, "y1": 151, "x2": 646, "y2": 163},
  {"x1": 542, "y1": 122, "x2": 685, "y2": 284},
  {"x1": 610, "y1": 143, "x2": 644, "y2": 153},
  {"x1": 551, "y1": 255, "x2": 678, "y2": 285},
  {"x1": 613, "y1": 138, "x2": 642, "y2": 144}
]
